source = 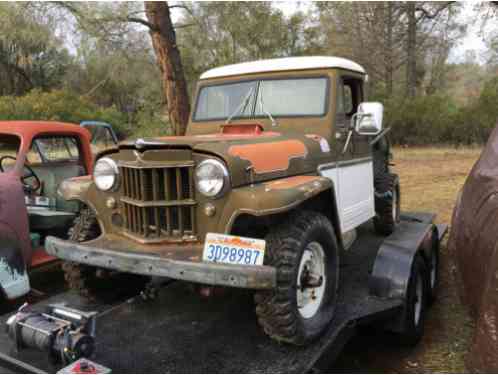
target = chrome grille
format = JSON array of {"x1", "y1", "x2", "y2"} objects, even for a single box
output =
[{"x1": 120, "y1": 165, "x2": 196, "y2": 242}]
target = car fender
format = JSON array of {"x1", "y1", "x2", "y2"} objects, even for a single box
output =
[
  {"x1": 221, "y1": 175, "x2": 341, "y2": 234},
  {"x1": 0, "y1": 226, "x2": 30, "y2": 300}
]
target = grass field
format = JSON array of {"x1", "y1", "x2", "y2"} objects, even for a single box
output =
[{"x1": 334, "y1": 146, "x2": 482, "y2": 373}]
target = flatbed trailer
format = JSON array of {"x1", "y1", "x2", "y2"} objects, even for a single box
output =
[{"x1": 0, "y1": 213, "x2": 447, "y2": 374}]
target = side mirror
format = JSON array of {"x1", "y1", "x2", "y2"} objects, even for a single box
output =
[{"x1": 353, "y1": 102, "x2": 383, "y2": 135}]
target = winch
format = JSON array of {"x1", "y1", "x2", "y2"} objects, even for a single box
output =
[{"x1": 5, "y1": 303, "x2": 97, "y2": 364}]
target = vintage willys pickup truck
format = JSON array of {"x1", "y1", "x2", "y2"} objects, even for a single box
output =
[{"x1": 46, "y1": 56, "x2": 401, "y2": 345}]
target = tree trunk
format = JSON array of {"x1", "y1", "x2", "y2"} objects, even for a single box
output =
[
  {"x1": 406, "y1": 2, "x2": 417, "y2": 98},
  {"x1": 384, "y1": 2, "x2": 394, "y2": 97},
  {"x1": 145, "y1": 1, "x2": 190, "y2": 136}
]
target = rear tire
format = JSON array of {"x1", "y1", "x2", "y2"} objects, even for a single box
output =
[
  {"x1": 399, "y1": 254, "x2": 428, "y2": 346},
  {"x1": 254, "y1": 211, "x2": 339, "y2": 345},
  {"x1": 374, "y1": 173, "x2": 400, "y2": 236}
]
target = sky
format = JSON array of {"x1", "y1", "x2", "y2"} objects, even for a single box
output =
[{"x1": 272, "y1": 1, "x2": 490, "y2": 64}]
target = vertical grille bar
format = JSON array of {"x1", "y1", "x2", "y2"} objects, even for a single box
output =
[
  {"x1": 176, "y1": 169, "x2": 184, "y2": 235},
  {"x1": 135, "y1": 169, "x2": 141, "y2": 200},
  {"x1": 176, "y1": 168, "x2": 183, "y2": 201},
  {"x1": 140, "y1": 170, "x2": 146, "y2": 202},
  {"x1": 188, "y1": 167, "x2": 194, "y2": 200},
  {"x1": 152, "y1": 169, "x2": 161, "y2": 237},
  {"x1": 164, "y1": 169, "x2": 170, "y2": 201},
  {"x1": 165, "y1": 207, "x2": 172, "y2": 235}
]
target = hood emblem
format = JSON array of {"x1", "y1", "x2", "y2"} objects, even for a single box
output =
[{"x1": 135, "y1": 138, "x2": 165, "y2": 150}]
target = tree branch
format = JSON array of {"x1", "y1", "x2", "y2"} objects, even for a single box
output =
[
  {"x1": 415, "y1": 2, "x2": 454, "y2": 21},
  {"x1": 126, "y1": 16, "x2": 158, "y2": 31}
]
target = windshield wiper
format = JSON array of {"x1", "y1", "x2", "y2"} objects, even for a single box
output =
[
  {"x1": 225, "y1": 86, "x2": 255, "y2": 125},
  {"x1": 259, "y1": 91, "x2": 277, "y2": 127}
]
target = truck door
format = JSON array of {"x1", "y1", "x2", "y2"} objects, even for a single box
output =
[{"x1": 321, "y1": 75, "x2": 375, "y2": 234}]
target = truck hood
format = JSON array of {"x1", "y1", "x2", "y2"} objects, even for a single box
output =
[{"x1": 118, "y1": 127, "x2": 332, "y2": 186}]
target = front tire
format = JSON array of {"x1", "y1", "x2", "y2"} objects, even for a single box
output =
[
  {"x1": 254, "y1": 211, "x2": 339, "y2": 345},
  {"x1": 63, "y1": 207, "x2": 147, "y2": 301}
]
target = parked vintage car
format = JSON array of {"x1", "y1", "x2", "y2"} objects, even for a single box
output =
[{"x1": 0, "y1": 121, "x2": 116, "y2": 300}]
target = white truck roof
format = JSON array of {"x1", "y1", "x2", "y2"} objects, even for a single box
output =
[{"x1": 200, "y1": 56, "x2": 365, "y2": 80}]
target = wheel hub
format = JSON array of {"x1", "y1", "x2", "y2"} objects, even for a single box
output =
[{"x1": 297, "y1": 242, "x2": 327, "y2": 319}]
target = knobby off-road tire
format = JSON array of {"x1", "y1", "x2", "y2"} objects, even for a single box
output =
[
  {"x1": 63, "y1": 207, "x2": 147, "y2": 301},
  {"x1": 62, "y1": 207, "x2": 103, "y2": 300},
  {"x1": 374, "y1": 173, "x2": 400, "y2": 236},
  {"x1": 254, "y1": 211, "x2": 339, "y2": 345}
]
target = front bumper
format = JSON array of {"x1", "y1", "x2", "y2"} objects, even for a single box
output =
[{"x1": 45, "y1": 236, "x2": 276, "y2": 290}]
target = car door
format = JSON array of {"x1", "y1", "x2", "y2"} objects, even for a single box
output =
[{"x1": 321, "y1": 75, "x2": 375, "y2": 234}]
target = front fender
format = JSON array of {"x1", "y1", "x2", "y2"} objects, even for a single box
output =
[
  {"x1": 220, "y1": 175, "x2": 335, "y2": 233},
  {"x1": 58, "y1": 175, "x2": 93, "y2": 202}
]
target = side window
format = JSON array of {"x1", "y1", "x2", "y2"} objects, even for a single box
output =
[{"x1": 342, "y1": 77, "x2": 363, "y2": 117}]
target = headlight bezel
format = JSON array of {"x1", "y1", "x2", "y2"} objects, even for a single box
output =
[
  {"x1": 93, "y1": 157, "x2": 120, "y2": 192},
  {"x1": 195, "y1": 158, "x2": 230, "y2": 199}
]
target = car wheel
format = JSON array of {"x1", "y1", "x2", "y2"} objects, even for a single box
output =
[
  {"x1": 399, "y1": 254, "x2": 428, "y2": 346},
  {"x1": 254, "y1": 211, "x2": 339, "y2": 345},
  {"x1": 63, "y1": 207, "x2": 147, "y2": 301}
]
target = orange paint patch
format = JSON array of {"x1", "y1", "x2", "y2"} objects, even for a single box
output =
[
  {"x1": 265, "y1": 176, "x2": 319, "y2": 190},
  {"x1": 228, "y1": 140, "x2": 307, "y2": 174}
]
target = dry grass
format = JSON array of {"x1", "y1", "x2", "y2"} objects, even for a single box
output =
[
  {"x1": 393, "y1": 147, "x2": 481, "y2": 224},
  {"x1": 334, "y1": 146, "x2": 481, "y2": 373}
]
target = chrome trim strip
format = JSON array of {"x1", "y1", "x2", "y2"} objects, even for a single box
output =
[{"x1": 318, "y1": 156, "x2": 372, "y2": 172}]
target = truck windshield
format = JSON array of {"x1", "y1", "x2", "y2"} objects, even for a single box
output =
[
  {"x1": 0, "y1": 134, "x2": 20, "y2": 172},
  {"x1": 194, "y1": 77, "x2": 328, "y2": 121}
]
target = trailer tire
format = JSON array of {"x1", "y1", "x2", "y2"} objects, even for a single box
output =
[
  {"x1": 254, "y1": 211, "x2": 339, "y2": 345},
  {"x1": 63, "y1": 207, "x2": 146, "y2": 301},
  {"x1": 374, "y1": 173, "x2": 400, "y2": 236},
  {"x1": 399, "y1": 254, "x2": 428, "y2": 346}
]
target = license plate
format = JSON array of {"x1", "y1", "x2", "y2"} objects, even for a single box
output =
[{"x1": 203, "y1": 233, "x2": 266, "y2": 266}]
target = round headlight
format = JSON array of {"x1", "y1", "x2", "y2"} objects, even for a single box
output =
[
  {"x1": 94, "y1": 157, "x2": 119, "y2": 191},
  {"x1": 195, "y1": 159, "x2": 228, "y2": 198}
]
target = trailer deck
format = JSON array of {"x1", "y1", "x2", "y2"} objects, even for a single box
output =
[{"x1": 0, "y1": 214, "x2": 446, "y2": 373}]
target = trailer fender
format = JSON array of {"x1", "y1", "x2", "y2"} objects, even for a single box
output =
[
  {"x1": 0, "y1": 235, "x2": 30, "y2": 300},
  {"x1": 369, "y1": 220, "x2": 438, "y2": 331}
]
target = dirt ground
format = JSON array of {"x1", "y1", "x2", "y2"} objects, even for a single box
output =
[{"x1": 333, "y1": 147, "x2": 481, "y2": 373}]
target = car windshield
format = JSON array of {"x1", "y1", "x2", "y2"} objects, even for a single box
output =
[
  {"x1": 27, "y1": 136, "x2": 80, "y2": 164},
  {"x1": 0, "y1": 134, "x2": 21, "y2": 172},
  {"x1": 194, "y1": 77, "x2": 328, "y2": 121}
]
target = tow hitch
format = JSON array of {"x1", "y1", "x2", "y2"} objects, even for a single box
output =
[{"x1": 5, "y1": 303, "x2": 97, "y2": 365}]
